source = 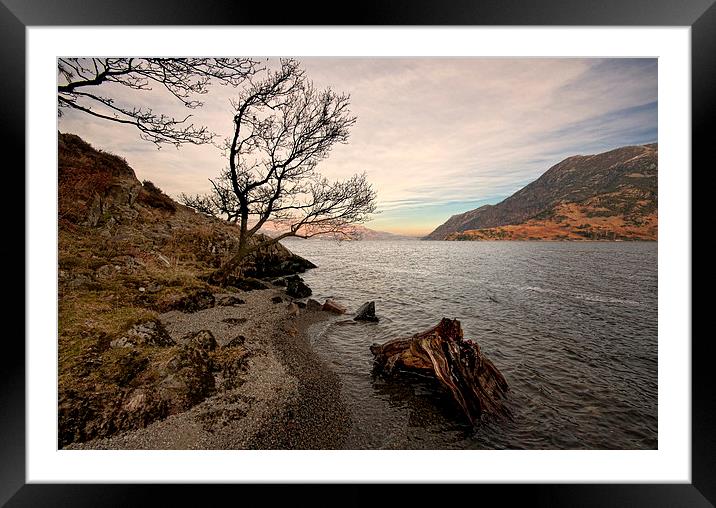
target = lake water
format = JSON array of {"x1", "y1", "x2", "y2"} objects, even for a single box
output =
[{"x1": 282, "y1": 239, "x2": 658, "y2": 450}]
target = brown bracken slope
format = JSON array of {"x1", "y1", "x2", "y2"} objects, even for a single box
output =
[
  {"x1": 57, "y1": 133, "x2": 313, "y2": 447},
  {"x1": 426, "y1": 143, "x2": 657, "y2": 241}
]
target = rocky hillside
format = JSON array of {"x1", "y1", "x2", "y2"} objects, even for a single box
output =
[
  {"x1": 57, "y1": 133, "x2": 315, "y2": 447},
  {"x1": 425, "y1": 144, "x2": 657, "y2": 241}
]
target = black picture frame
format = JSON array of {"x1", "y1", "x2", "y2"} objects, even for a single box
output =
[{"x1": 2, "y1": 0, "x2": 710, "y2": 506}]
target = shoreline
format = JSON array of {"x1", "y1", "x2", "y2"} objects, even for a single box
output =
[{"x1": 65, "y1": 286, "x2": 349, "y2": 450}]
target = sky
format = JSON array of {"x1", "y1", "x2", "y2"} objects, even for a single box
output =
[{"x1": 58, "y1": 58, "x2": 657, "y2": 236}]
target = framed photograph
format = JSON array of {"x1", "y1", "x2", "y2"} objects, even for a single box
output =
[{"x1": 5, "y1": 0, "x2": 711, "y2": 505}]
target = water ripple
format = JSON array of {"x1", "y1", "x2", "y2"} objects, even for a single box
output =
[{"x1": 286, "y1": 239, "x2": 658, "y2": 450}]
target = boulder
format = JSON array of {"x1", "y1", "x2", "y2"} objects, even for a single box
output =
[
  {"x1": 272, "y1": 296, "x2": 283, "y2": 304},
  {"x1": 370, "y1": 318, "x2": 510, "y2": 424},
  {"x1": 240, "y1": 239, "x2": 317, "y2": 279},
  {"x1": 111, "y1": 319, "x2": 175, "y2": 348},
  {"x1": 354, "y1": 301, "x2": 379, "y2": 322},
  {"x1": 286, "y1": 275, "x2": 312, "y2": 298},
  {"x1": 156, "y1": 339, "x2": 216, "y2": 413},
  {"x1": 322, "y1": 299, "x2": 347, "y2": 314}
]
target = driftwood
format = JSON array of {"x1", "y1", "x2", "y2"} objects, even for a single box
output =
[{"x1": 370, "y1": 318, "x2": 510, "y2": 423}]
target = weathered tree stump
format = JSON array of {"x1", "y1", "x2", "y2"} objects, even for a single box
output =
[{"x1": 370, "y1": 318, "x2": 510, "y2": 423}]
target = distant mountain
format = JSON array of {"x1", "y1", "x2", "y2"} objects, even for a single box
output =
[
  {"x1": 425, "y1": 143, "x2": 657, "y2": 241},
  {"x1": 259, "y1": 222, "x2": 411, "y2": 241}
]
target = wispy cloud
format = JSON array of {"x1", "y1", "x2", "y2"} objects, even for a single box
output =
[{"x1": 58, "y1": 57, "x2": 657, "y2": 236}]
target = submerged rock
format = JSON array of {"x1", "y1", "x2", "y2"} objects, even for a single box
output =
[
  {"x1": 322, "y1": 299, "x2": 347, "y2": 314},
  {"x1": 370, "y1": 318, "x2": 510, "y2": 424},
  {"x1": 354, "y1": 301, "x2": 379, "y2": 322},
  {"x1": 306, "y1": 299, "x2": 323, "y2": 311}
]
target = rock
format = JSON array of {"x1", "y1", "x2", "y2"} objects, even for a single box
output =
[
  {"x1": 286, "y1": 275, "x2": 312, "y2": 298},
  {"x1": 157, "y1": 340, "x2": 216, "y2": 413},
  {"x1": 272, "y1": 278, "x2": 288, "y2": 287},
  {"x1": 287, "y1": 302, "x2": 300, "y2": 317},
  {"x1": 219, "y1": 353, "x2": 249, "y2": 391},
  {"x1": 240, "y1": 239, "x2": 317, "y2": 279},
  {"x1": 107, "y1": 350, "x2": 150, "y2": 386},
  {"x1": 225, "y1": 335, "x2": 246, "y2": 347},
  {"x1": 83, "y1": 178, "x2": 142, "y2": 227},
  {"x1": 146, "y1": 282, "x2": 162, "y2": 293},
  {"x1": 68, "y1": 274, "x2": 94, "y2": 289},
  {"x1": 111, "y1": 319, "x2": 175, "y2": 348},
  {"x1": 306, "y1": 299, "x2": 323, "y2": 311},
  {"x1": 354, "y1": 301, "x2": 379, "y2": 322},
  {"x1": 159, "y1": 289, "x2": 215, "y2": 313},
  {"x1": 294, "y1": 301, "x2": 307, "y2": 309},
  {"x1": 224, "y1": 276, "x2": 270, "y2": 291},
  {"x1": 95, "y1": 264, "x2": 116, "y2": 279},
  {"x1": 217, "y1": 295, "x2": 246, "y2": 306},
  {"x1": 370, "y1": 318, "x2": 510, "y2": 424},
  {"x1": 139, "y1": 287, "x2": 146, "y2": 292},
  {"x1": 322, "y1": 299, "x2": 347, "y2": 314},
  {"x1": 109, "y1": 255, "x2": 145, "y2": 275},
  {"x1": 121, "y1": 388, "x2": 166, "y2": 425},
  {"x1": 272, "y1": 296, "x2": 283, "y2": 304},
  {"x1": 184, "y1": 329, "x2": 217, "y2": 352},
  {"x1": 336, "y1": 319, "x2": 358, "y2": 326}
]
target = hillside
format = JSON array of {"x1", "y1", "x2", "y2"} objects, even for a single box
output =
[
  {"x1": 57, "y1": 133, "x2": 317, "y2": 447},
  {"x1": 425, "y1": 144, "x2": 657, "y2": 241}
]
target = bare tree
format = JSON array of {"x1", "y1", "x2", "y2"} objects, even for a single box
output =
[
  {"x1": 180, "y1": 59, "x2": 377, "y2": 284},
  {"x1": 57, "y1": 58, "x2": 259, "y2": 148}
]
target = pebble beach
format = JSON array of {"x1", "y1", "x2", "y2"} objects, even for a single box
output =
[{"x1": 66, "y1": 287, "x2": 350, "y2": 450}]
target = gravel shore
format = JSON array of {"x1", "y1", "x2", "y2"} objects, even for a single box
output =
[{"x1": 67, "y1": 286, "x2": 349, "y2": 450}]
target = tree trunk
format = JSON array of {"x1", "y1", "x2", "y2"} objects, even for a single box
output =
[
  {"x1": 370, "y1": 318, "x2": 511, "y2": 424},
  {"x1": 211, "y1": 203, "x2": 250, "y2": 286},
  {"x1": 209, "y1": 248, "x2": 247, "y2": 286}
]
